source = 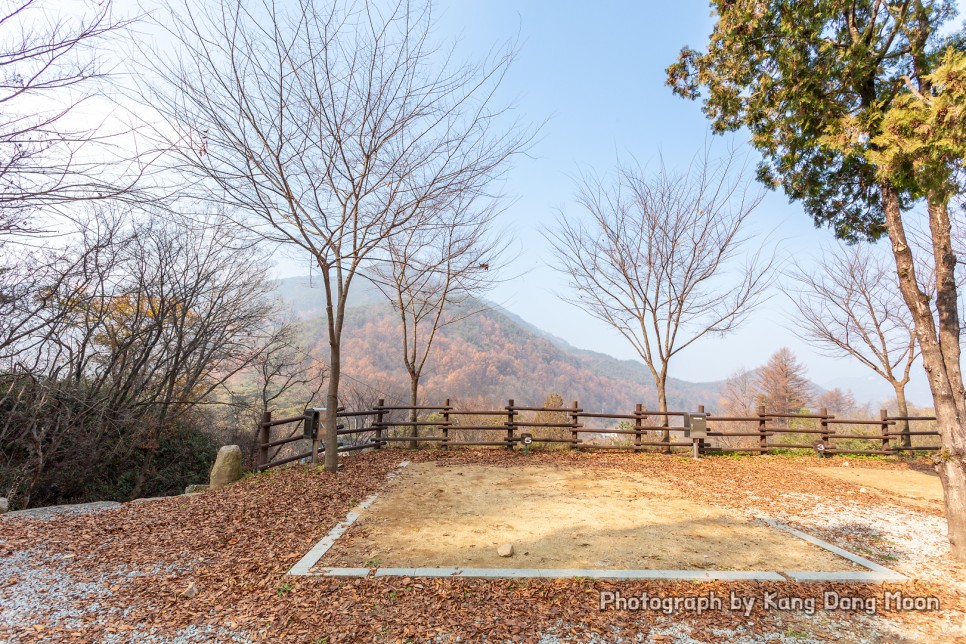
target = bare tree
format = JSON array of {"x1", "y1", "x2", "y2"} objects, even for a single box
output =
[
  {"x1": 815, "y1": 388, "x2": 857, "y2": 417},
  {"x1": 718, "y1": 368, "x2": 758, "y2": 417},
  {"x1": 255, "y1": 322, "x2": 326, "y2": 420},
  {"x1": 546, "y1": 149, "x2": 772, "y2": 448},
  {"x1": 786, "y1": 244, "x2": 919, "y2": 445},
  {"x1": 143, "y1": 0, "x2": 530, "y2": 472},
  {"x1": 247, "y1": 319, "x2": 326, "y2": 463},
  {"x1": 716, "y1": 367, "x2": 759, "y2": 448},
  {"x1": 0, "y1": 215, "x2": 126, "y2": 364},
  {"x1": 0, "y1": 0, "x2": 140, "y2": 239},
  {"x1": 0, "y1": 207, "x2": 278, "y2": 506},
  {"x1": 372, "y1": 196, "x2": 508, "y2": 447}
]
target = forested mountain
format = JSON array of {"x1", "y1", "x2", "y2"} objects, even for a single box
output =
[{"x1": 276, "y1": 276, "x2": 744, "y2": 412}]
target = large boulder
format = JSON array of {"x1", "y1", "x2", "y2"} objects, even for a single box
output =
[
  {"x1": 209, "y1": 445, "x2": 243, "y2": 490},
  {"x1": 0, "y1": 497, "x2": 7, "y2": 514}
]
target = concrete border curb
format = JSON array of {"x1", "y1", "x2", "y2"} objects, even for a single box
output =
[
  {"x1": 288, "y1": 461, "x2": 409, "y2": 576},
  {"x1": 762, "y1": 519, "x2": 907, "y2": 582}
]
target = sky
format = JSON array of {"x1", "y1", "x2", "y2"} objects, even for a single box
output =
[
  {"x1": 268, "y1": 0, "x2": 959, "y2": 405},
  {"x1": 43, "y1": 0, "x2": 957, "y2": 405}
]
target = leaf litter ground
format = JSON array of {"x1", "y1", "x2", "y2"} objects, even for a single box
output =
[{"x1": 1, "y1": 449, "x2": 964, "y2": 642}]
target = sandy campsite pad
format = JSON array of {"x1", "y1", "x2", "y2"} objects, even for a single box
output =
[
  {"x1": 809, "y1": 466, "x2": 945, "y2": 507},
  {"x1": 318, "y1": 462, "x2": 860, "y2": 572}
]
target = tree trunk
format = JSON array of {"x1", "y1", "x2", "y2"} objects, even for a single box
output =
[
  {"x1": 882, "y1": 184, "x2": 966, "y2": 561},
  {"x1": 131, "y1": 417, "x2": 164, "y2": 500},
  {"x1": 939, "y1": 458, "x2": 966, "y2": 560},
  {"x1": 657, "y1": 379, "x2": 670, "y2": 454},
  {"x1": 892, "y1": 381, "x2": 911, "y2": 449},
  {"x1": 407, "y1": 374, "x2": 419, "y2": 450},
  {"x1": 323, "y1": 341, "x2": 340, "y2": 473},
  {"x1": 129, "y1": 448, "x2": 154, "y2": 500}
]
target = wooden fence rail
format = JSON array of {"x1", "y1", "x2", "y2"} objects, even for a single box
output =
[{"x1": 254, "y1": 399, "x2": 942, "y2": 470}]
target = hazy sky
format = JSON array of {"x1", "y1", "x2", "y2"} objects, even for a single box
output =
[{"x1": 269, "y1": 0, "x2": 957, "y2": 405}]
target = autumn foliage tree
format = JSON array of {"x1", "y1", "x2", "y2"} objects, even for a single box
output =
[
  {"x1": 533, "y1": 392, "x2": 570, "y2": 442},
  {"x1": 754, "y1": 348, "x2": 813, "y2": 418}
]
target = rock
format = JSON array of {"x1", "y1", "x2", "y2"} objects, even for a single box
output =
[
  {"x1": 841, "y1": 460, "x2": 851, "y2": 467},
  {"x1": 0, "y1": 497, "x2": 7, "y2": 514},
  {"x1": 184, "y1": 484, "x2": 209, "y2": 494},
  {"x1": 181, "y1": 582, "x2": 198, "y2": 598},
  {"x1": 497, "y1": 543, "x2": 514, "y2": 558},
  {"x1": 128, "y1": 497, "x2": 166, "y2": 504},
  {"x1": 209, "y1": 445, "x2": 243, "y2": 490},
  {"x1": 859, "y1": 487, "x2": 867, "y2": 493}
]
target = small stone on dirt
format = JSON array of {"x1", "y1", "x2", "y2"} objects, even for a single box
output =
[
  {"x1": 181, "y1": 582, "x2": 198, "y2": 598},
  {"x1": 497, "y1": 543, "x2": 514, "y2": 558}
]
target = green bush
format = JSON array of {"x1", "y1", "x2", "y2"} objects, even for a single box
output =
[{"x1": 107, "y1": 424, "x2": 219, "y2": 500}]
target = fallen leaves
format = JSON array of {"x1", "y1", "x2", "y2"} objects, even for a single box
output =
[{"x1": 0, "y1": 449, "x2": 961, "y2": 642}]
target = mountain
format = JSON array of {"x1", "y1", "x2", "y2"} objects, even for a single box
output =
[
  {"x1": 273, "y1": 276, "x2": 728, "y2": 413},
  {"x1": 271, "y1": 276, "x2": 828, "y2": 414}
]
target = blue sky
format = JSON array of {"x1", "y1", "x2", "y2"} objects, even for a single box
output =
[{"x1": 273, "y1": 0, "x2": 961, "y2": 405}]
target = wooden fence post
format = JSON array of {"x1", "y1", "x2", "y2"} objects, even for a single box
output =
[
  {"x1": 570, "y1": 400, "x2": 580, "y2": 449},
  {"x1": 758, "y1": 404, "x2": 768, "y2": 454},
  {"x1": 442, "y1": 398, "x2": 451, "y2": 450},
  {"x1": 880, "y1": 409, "x2": 891, "y2": 453},
  {"x1": 506, "y1": 399, "x2": 515, "y2": 449},
  {"x1": 257, "y1": 411, "x2": 271, "y2": 470},
  {"x1": 634, "y1": 404, "x2": 643, "y2": 450},
  {"x1": 697, "y1": 404, "x2": 706, "y2": 456},
  {"x1": 374, "y1": 399, "x2": 385, "y2": 449},
  {"x1": 819, "y1": 407, "x2": 829, "y2": 455},
  {"x1": 310, "y1": 408, "x2": 320, "y2": 464}
]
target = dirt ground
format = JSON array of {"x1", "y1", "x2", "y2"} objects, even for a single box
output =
[
  {"x1": 809, "y1": 466, "x2": 944, "y2": 508},
  {"x1": 320, "y1": 462, "x2": 860, "y2": 571}
]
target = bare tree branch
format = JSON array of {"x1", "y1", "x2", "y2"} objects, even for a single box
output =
[
  {"x1": 0, "y1": 0, "x2": 145, "y2": 239},
  {"x1": 785, "y1": 243, "x2": 919, "y2": 443}
]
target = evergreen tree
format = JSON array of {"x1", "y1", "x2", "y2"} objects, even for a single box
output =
[{"x1": 667, "y1": 0, "x2": 966, "y2": 560}]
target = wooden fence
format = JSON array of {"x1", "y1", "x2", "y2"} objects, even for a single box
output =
[{"x1": 254, "y1": 399, "x2": 941, "y2": 471}]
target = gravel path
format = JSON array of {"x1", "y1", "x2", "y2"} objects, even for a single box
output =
[
  {"x1": 4, "y1": 501, "x2": 122, "y2": 521},
  {"x1": 0, "y1": 541, "x2": 251, "y2": 643},
  {"x1": 1, "y1": 501, "x2": 252, "y2": 643}
]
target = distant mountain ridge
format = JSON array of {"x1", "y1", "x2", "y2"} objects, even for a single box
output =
[{"x1": 272, "y1": 276, "x2": 834, "y2": 413}]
